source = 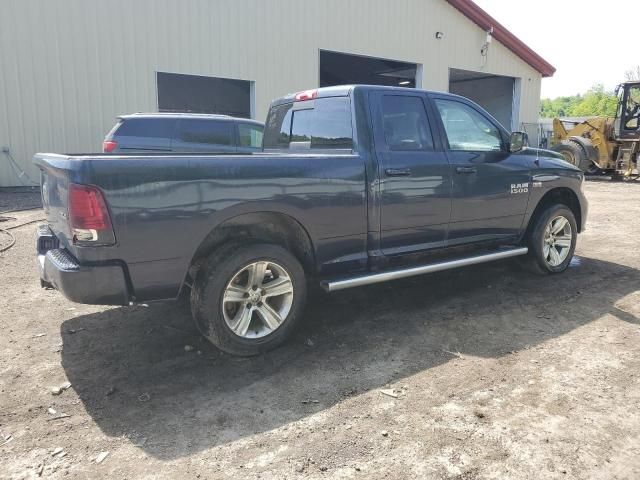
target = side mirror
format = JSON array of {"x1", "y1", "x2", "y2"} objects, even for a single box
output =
[{"x1": 509, "y1": 131, "x2": 528, "y2": 153}]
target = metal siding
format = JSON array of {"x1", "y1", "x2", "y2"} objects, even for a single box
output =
[{"x1": 0, "y1": 0, "x2": 542, "y2": 186}]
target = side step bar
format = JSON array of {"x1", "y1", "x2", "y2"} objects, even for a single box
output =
[{"x1": 321, "y1": 247, "x2": 528, "y2": 292}]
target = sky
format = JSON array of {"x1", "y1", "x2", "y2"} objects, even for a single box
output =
[{"x1": 473, "y1": 0, "x2": 640, "y2": 99}]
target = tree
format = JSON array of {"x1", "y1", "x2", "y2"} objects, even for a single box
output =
[
  {"x1": 570, "y1": 84, "x2": 618, "y2": 117},
  {"x1": 624, "y1": 65, "x2": 640, "y2": 81},
  {"x1": 540, "y1": 84, "x2": 618, "y2": 118}
]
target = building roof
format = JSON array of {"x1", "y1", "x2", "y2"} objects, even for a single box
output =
[{"x1": 446, "y1": 0, "x2": 556, "y2": 77}]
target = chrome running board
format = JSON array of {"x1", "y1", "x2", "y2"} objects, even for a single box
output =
[{"x1": 321, "y1": 247, "x2": 528, "y2": 292}]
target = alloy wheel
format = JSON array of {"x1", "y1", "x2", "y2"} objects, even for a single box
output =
[
  {"x1": 543, "y1": 215, "x2": 573, "y2": 267},
  {"x1": 222, "y1": 260, "x2": 294, "y2": 338}
]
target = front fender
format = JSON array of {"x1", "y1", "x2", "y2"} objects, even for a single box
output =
[{"x1": 522, "y1": 162, "x2": 587, "y2": 234}]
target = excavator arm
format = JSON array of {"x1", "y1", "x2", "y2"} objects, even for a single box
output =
[{"x1": 552, "y1": 118, "x2": 569, "y2": 143}]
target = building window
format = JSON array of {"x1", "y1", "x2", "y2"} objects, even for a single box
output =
[{"x1": 157, "y1": 72, "x2": 252, "y2": 118}]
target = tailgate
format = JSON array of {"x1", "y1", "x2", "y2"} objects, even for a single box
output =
[{"x1": 34, "y1": 154, "x2": 75, "y2": 251}]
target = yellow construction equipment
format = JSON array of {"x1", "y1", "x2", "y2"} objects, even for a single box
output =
[{"x1": 551, "y1": 81, "x2": 640, "y2": 178}]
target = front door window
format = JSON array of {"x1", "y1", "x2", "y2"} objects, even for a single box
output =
[{"x1": 434, "y1": 99, "x2": 503, "y2": 152}]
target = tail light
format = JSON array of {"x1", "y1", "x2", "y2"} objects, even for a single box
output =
[
  {"x1": 103, "y1": 140, "x2": 117, "y2": 153},
  {"x1": 68, "y1": 184, "x2": 115, "y2": 245},
  {"x1": 294, "y1": 89, "x2": 317, "y2": 102}
]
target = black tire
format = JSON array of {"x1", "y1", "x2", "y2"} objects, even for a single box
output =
[
  {"x1": 551, "y1": 141, "x2": 591, "y2": 171},
  {"x1": 190, "y1": 243, "x2": 307, "y2": 356},
  {"x1": 520, "y1": 204, "x2": 577, "y2": 275},
  {"x1": 569, "y1": 137, "x2": 601, "y2": 170},
  {"x1": 586, "y1": 162, "x2": 603, "y2": 175}
]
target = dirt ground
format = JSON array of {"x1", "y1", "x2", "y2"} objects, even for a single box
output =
[{"x1": 1, "y1": 181, "x2": 639, "y2": 480}]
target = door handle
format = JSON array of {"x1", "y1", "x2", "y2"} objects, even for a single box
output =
[
  {"x1": 385, "y1": 168, "x2": 411, "y2": 177},
  {"x1": 456, "y1": 166, "x2": 477, "y2": 174}
]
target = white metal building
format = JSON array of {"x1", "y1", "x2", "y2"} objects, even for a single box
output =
[{"x1": 0, "y1": 0, "x2": 554, "y2": 187}]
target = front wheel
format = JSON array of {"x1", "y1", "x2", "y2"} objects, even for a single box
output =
[
  {"x1": 522, "y1": 204, "x2": 577, "y2": 274},
  {"x1": 190, "y1": 243, "x2": 307, "y2": 356},
  {"x1": 551, "y1": 141, "x2": 591, "y2": 172}
]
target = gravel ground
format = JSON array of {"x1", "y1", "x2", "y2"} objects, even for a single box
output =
[
  {"x1": 1, "y1": 181, "x2": 639, "y2": 479},
  {"x1": 0, "y1": 187, "x2": 42, "y2": 214}
]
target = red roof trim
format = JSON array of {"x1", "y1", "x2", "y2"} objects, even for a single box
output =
[{"x1": 446, "y1": 0, "x2": 555, "y2": 77}]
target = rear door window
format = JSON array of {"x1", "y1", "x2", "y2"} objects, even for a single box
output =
[
  {"x1": 176, "y1": 119, "x2": 233, "y2": 146},
  {"x1": 263, "y1": 97, "x2": 353, "y2": 150},
  {"x1": 380, "y1": 95, "x2": 434, "y2": 151}
]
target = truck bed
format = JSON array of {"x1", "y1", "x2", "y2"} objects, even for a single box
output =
[{"x1": 35, "y1": 151, "x2": 367, "y2": 302}]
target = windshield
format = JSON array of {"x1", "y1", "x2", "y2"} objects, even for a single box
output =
[{"x1": 624, "y1": 85, "x2": 640, "y2": 130}]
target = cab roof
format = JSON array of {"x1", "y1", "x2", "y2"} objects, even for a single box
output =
[{"x1": 270, "y1": 84, "x2": 456, "y2": 107}]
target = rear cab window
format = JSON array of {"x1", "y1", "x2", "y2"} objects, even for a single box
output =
[{"x1": 263, "y1": 96, "x2": 353, "y2": 151}]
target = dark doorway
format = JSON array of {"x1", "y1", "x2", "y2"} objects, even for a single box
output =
[
  {"x1": 448, "y1": 68, "x2": 516, "y2": 130},
  {"x1": 320, "y1": 50, "x2": 418, "y2": 88},
  {"x1": 157, "y1": 72, "x2": 252, "y2": 118}
]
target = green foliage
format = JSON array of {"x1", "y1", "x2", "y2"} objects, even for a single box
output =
[{"x1": 540, "y1": 84, "x2": 618, "y2": 118}]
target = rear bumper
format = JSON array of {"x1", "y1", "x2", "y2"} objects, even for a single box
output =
[{"x1": 37, "y1": 225, "x2": 130, "y2": 305}]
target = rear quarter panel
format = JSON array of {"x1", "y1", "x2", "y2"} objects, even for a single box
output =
[
  {"x1": 35, "y1": 154, "x2": 81, "y2": 251},
  {"x1": 37, "y1": 153, "x2": 367, "y2": 301}
]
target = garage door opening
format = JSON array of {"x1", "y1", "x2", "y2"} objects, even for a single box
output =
[
  {"x1": 157, "y1": 72, "x2": 253, "y2": 118},
  {"x1": 320, "y1": 50, "x2": 419, "y2": 88},
  {"x1": 448, "y1": 68, "x2": 517, "y2": 130}
]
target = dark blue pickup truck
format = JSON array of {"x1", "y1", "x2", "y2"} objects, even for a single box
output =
[{"x1": 35, "y1": 85, "x2": 587, "y2": 355}]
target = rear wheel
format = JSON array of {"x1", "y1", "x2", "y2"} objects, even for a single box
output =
[
  {"x1": 520, "y1": 204, "x2": 577, "y2": 274},
  {"x1": 190, "y1": 243, "x2": 307, "y2": 356}
]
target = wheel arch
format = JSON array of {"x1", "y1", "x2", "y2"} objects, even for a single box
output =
[
  {"x1": 525, "y1": 187, "x2": 583, "y2": 240},
  {"x1": 186, "y1": 211, "x2": 317, "y2": 283}
]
